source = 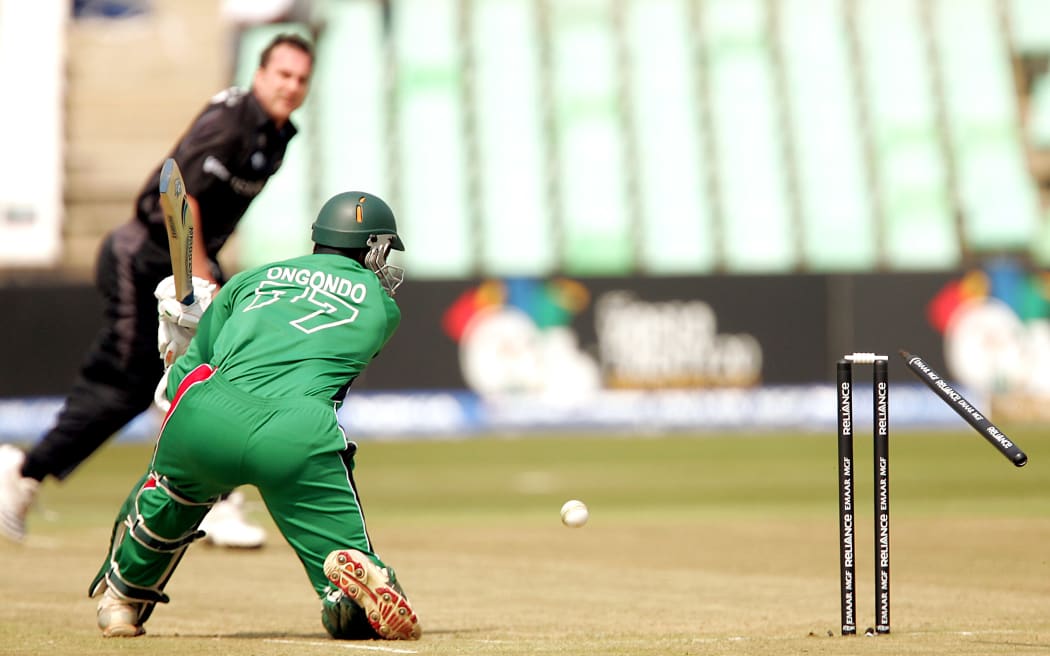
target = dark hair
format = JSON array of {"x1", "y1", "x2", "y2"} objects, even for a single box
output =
[{"x1": 259, "y1": 33, "x2": 314, "y2": 68}]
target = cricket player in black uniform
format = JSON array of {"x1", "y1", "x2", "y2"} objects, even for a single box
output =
[{"x1": 0, "y1": 33, "x2": 314, "y2": 547}]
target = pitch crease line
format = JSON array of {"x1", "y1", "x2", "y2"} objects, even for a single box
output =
[{"x1": 263, "y1": 638, "x2": 418, "y2": 653}]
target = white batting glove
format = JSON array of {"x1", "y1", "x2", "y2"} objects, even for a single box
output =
[
  {"x1": 158, "y1": 297, "x2": 206, "y2": 329},
  {"x1": 158, "y1": 322, "x2": 195, "y2": 369},
  {"x1": 154, "y1": 276, "x2": 216, "y2": 321},
  {"x1": 154, "y1": 275, "x2": 217, "y2": 366}
]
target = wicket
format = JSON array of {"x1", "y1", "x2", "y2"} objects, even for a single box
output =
[
  {"x1": 836, "y1": 353, "x2": 890, "y2": 636},
  {"x1": 899, "y1": 350, "x2": 1027, "y2": 467}
]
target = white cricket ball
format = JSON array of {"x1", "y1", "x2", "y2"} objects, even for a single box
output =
[{"x1": 560, "y1": 499, "x2": 589, "y2": 528}]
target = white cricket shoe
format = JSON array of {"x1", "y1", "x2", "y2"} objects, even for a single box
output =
[
  {"x1": 0, "y1": 444, "x2": 39, "y2": 542},
  {"x1": 323, "y1": 549, "x2": 422, "y2": 640},
  {"x1": 96, "y1": 587, "x2": 146, "y2": 637},
  {"x1": 199, "y1": 489, "x2": 266, "y2": 548}
]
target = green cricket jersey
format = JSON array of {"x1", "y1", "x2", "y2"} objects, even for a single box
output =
[
  {"x1": 97, "y1": 251, "x2": 410, "y2": 634},
  {"x1": 168, "y1": 253, "x2": 400, "y2": 402}
]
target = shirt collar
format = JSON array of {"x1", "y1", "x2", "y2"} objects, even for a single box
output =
[{"x1": 246, "y1": 90, "x2": 299, "y2": 140}]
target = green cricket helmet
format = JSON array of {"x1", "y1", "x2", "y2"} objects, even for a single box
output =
[
  {"x1": 312, "y1": 191, "x2": 406, "y2": 295},
  {"x1": 311, "y1": 191, "x2": 405, "y2": 250}
]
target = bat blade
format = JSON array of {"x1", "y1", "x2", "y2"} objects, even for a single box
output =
[{"x1": 158, "y1": 158, "x2": 195, "y2": 305}]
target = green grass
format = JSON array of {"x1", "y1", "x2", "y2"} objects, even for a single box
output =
[
  {"x1": 351, "y1": 429, "x2": 1050, "y2": 519},
  {"x1": 1, "y1": 428, "x2": 1048, "y2": 655}
]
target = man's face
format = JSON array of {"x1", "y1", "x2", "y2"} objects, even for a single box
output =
[{"x1": 253, "y1": 44, "x2": 312, "y2": 127}]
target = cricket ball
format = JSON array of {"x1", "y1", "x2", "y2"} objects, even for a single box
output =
[{"x1": 560, "y1": 499, "x2": 589, "y2": 528}]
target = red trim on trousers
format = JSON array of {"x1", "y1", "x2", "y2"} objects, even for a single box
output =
[{"x1": 159, "y1": 364, "x2": 216, "y2": 432}]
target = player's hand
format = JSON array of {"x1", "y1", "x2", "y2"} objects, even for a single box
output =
[
  {"x1": 157, "y1": 321, "x2": 194, "y2": 368},
  {"x1": 157, "y1": 297, "x2": 206, "y2": 329},
  {"x1": 153, "y1": 275, "x2": 216, "y2": 315},
  {"x1": 154, "y1": 275, "x2": 216, "y2": 365}
]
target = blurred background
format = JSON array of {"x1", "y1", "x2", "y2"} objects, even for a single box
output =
[{"x1": 4, "y1": 0, "x2": 1050, "y2": 440}]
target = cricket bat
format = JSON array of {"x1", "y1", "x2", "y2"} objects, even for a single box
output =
[{"x1": 158, "y1": 157, "x2": 195, "y2": 305}]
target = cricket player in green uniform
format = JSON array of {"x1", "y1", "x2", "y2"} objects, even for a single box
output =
[{"x1": 88, "y1": 191, "x2": 421, "y2": 641}]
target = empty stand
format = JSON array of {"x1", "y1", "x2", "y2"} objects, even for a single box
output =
[
  {"x1": 853, "y1": 0, "x2": 959, "y2": 269},
  {"x1": 778, "y1": 0, "x2": 876, "y2": 271},
  {"x1": 701, "y1": 0, "x2": 796, "y2": 272},
  {"x1": 390, "y1": 0, "x2": 473, "y2": 277},
  {"x1": 56, "y1": 0, "x2": 1050, "y2": 277},
  {"x1": 546, "y1": 0, "x2": 634, "y2": 274},
  {"x1": 931, "y1": 0, "x2": 1038, "y2": 253},
  {"x1": 471, "y1": 0, "x2": 554, "y2": 275},
  {"x1": 625, "y1": 0, "x2": 717, "y2": 274}
]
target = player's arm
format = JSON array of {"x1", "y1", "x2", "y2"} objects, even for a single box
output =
[
  {"x1": 170, "y1": 100, "x2": 243, "y2": 283},
  {"x1": 165, "y1": 278, "x2": 235, "y2": 398},
  {"x1": 369, "y1": 293, "x2": 402, "y2": 360},
  {"x1": 379, "y1": 293, "x2": 402, "y2": 350},
  {"x1": 155, "y1": 275, "x2": 217, "y2": 369},
  {"x1": 154, "y1": 274, "x2": 220, "y2": 410}
]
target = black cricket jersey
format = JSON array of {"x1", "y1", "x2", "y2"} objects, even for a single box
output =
[
  {"x1": 19, "y1": 89, "x2": 300, "y2": 484},
  {"x1": 132, "y1": 87, "x2": 298, "y2": 262}
]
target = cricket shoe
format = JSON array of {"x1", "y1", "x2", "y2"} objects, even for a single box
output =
[
  {"x1": 323, "y1": 549, "x2": 421, "y2": 640},
  {"x1": 96, "y1": 587, "x2": 146, "y2": 637},
  {"x1": 199, "y1": 490, "x2": 266, "y2": 549},
  {"x1": 0, "y1": 444, "x2": 39, "y2": 542}
]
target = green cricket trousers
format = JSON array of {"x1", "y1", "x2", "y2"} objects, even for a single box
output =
[{"x1": 90, "y1": 364, "x2": 385, "y2": 617}]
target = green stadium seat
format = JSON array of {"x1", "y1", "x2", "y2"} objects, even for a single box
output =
[
  {"x1": 702, "y1": 0, "x2": 796, "y2": 273},
  {"x1": 1009, "y1": 0, "x2": 1050, "y2": 165},
  {"x1": 624, "y1": 0, "x2": 716, "y2": 274},
  {"x1": 391, "y1": 0, "x2": 473, "y2": 277},
  {"x1": 1029, "y1": 75, "x2": 1050, "y2": 147},
  {"x1": 233, "y1": 0, "x2": 1044, "y2": 276},
  {"x1": 779, "y1": 0, "x2": 876, "y2": 271},
  {"x1": 931, "y1": 0, "x2": 1039, "y2": 253},
  {"x1": 471, "y1": 0, "x2": 554, "y2": 276},
  {"x1": 1009, "y1": 0, "x2": 1050, "y2": 50},
  {"x1": 855, "y1": 0, "x2": 959, "y2": 269},
  {"x1": 548, "y1": 0, "x2": 634, "y2": 275},
  {"x1": 313, "y1": 0, "x2": 392, "y2": 204}
]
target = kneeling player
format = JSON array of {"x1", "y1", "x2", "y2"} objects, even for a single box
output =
[{"x1": 88, "y1": 192, "x2": 420, "y2": 640}]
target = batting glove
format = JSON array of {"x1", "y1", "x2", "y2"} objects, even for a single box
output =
[{"x1": 154, "y1": 275, "x2": 216, "y2": 366}]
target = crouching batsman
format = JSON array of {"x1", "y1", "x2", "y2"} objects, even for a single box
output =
[{"x1": 87, "y1": 192, "x2": 420, "y2": 640}]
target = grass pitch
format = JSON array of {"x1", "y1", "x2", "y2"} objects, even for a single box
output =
[{"x1": 1, "y1": 428, "x2": 1048, "y2": 655}]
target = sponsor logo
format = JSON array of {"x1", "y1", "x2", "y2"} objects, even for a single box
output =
[
  {"x1": 595, "y1": 291, "x2": 762, "y2": 388},
  {"x1": 443, "y1": 278, "x2": 599, "y2": 397},
  {"x1": 443, "y1": 279, "x2": 764, "y2": 395},
  {"x1": 839, "y1": 382, "x2": 852, "y2": 435},
  {"x1": 203, "y1": 156, "x2": 267, "y2": 197},
  {"x1": 929, "y1": 258, "x2": 1050, "y2": 403}
]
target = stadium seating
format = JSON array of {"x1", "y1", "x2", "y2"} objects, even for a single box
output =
[
  {"x1": 471, "y1": 0, "x2": 554, "y2": 275},
  {"x1": 66, "y1": 0, "x2": 1050, "y2": 277},
  {"x1": 625, "y1": 0, "x2": 716, "y2": 274},
  {"x1": 779, "y1": 0, "x2": 876, "y2": 271}
]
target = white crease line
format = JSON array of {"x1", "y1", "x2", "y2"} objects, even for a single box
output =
[{"x1": 263, "y1": 638, "x2": 418, "y2": 653}]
